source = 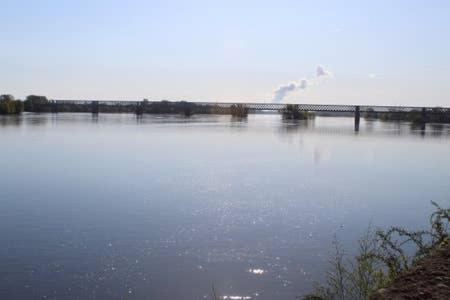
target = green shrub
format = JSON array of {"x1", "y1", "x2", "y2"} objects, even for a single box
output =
[
  {"x1": 282, "y1": 104, "x2": 313, "y2": 120},
  {"x1": 301, "y1": 202, "x2": 449, "y2": 300}
]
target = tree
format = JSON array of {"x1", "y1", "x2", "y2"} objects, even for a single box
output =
[
  {"x1": 24, "y1": 95, "x2": 49, "y2": 112},
  {"x1": 0, "y1": 94, "x2": 15, "y2": 102},
  {"x1": 0, "y1": 94, "x2": 23, "y2": 114},
  {"x1": 282, "y1": 104, "x2": 312, "y2": 120}
]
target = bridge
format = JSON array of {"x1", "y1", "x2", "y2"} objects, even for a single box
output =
[{"x1": 49, "y1": 99, "x2": 450, "y2": 130}]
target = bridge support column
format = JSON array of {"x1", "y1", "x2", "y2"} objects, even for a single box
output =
[
  {"x1": 51, "y1": 101, "x2": 58, "y2": 113},
  {"x1": 354, "y1": 106, "x2": 360, "y2": 131},
  {"x1": 91, "y1": 101, "x2": 99, "y2": 114},
  {"x1": 421, "y1": 107, "x2": 428, "y2": 123},
  {"x1": 419, "y1": 107, "x2": 427, "y2": 134},
  {"x1": 136, "y1": 102, "x2": 143, "y2": 115},
  {"x1": 136, "y1": 99, "x2": 149, "y2": 115}
]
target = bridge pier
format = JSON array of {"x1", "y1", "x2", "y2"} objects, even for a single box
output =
[
  {"x1": 91, "y1": 101, "x2": 99, "y2": 114},
  {"x1": 51, "y1": 101, "x2": 58, "y2": 113},
  {"x1": 136, "y1": 100, "x2": 149, "y2": 115},
  {"x1": 136, "y1": 102, "x2": 143, "y2": 115},
  {"x1": 421, "y1": 107, "x2": 428, "y2": 123},
  {"x1": 354, "y1": 106, "x2": 360, "y2": 131}
]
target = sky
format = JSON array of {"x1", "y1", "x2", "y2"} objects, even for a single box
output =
[{"x1": 2, "y1": 0, "x2": 450, "y2": 106}]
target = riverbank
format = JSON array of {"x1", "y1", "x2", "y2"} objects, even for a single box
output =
[
  {"x1": 371, "y1": 242, "x2": 450, "y2": 299},
  {"x1": 301, "y1": 202, "x2": 449, "y2": 300}
]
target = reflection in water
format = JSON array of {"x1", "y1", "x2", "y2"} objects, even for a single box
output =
[
  {"x1": 0, "y1": 113, "x2": 449, "y2": 300},
  {"x1": 230, "y1": 116, "x2": 249, "y2": 123},
  {"x1": 0, "y1": 115, "x2": 22, "y2": 126},
  {"x1": 354, "y1": 121, "x2": 359, "y2": 132},
  {"x1": 2, "y1": 113, "x2": 448, "y2": 138},
  {"x1": 27, "y1": 114, "x2": 49, "y2": 126},
  {"x1": 229, "y1": 116, "x2": 249, "y2": 131},
  {"x1": 91, "y1": 113, "x2": 99, "y2": 123},
  {"x1": 410, "y1": 122, "x2": 426, "y2": 137},
  {"x1": 429, "y1": 123, "x2": 446, "y2": 136},
  {"x1": 274, "y1": 118, "x2": 450, "y2": 138},
  {"x1": 279, "y1": 119, "x2": 314, "y2": 133},
  {"x1": 365, "y1": 120, "x2": 375, "y2": 133}
]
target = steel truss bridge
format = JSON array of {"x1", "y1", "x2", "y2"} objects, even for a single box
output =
[
  {"x1": 48, "y1": 99, "x2": 450, "y2": 131},
  {"x1": 52, "y1": 100, "x2": 450, "y2": 114}
]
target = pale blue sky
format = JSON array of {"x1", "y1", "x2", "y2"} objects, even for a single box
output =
[{"x1": 2, "y1": 0, "x2": 450, "y2": 105}]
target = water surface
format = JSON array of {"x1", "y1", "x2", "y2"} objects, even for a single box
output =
[{"x1": 1, "y1": 113, "x2": 449, "y2": 299}]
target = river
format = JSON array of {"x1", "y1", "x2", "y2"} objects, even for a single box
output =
[{"x1": 1, "y1": 113, "x2": 449, "y2": 299}]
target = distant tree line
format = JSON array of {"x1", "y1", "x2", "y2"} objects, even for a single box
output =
[
  {"x1": 0, "y1": 95, "x2": 24, "y2": 114},
  {"x1": 0, "y1": 94, "x2": 51, "y2": 114},
  {"x1": 0, "y1": 95, "x2": 252, "y2": 116},
  {"x1": 364, "y1": 108, "x2": 450, "y2": 124}
]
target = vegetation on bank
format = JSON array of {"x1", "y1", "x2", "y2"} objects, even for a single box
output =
[
  {"x1": 23, "y1": 95, "x2": 50, "y2": 112},
  {"x1": 364, "y1": 108, "x2": 450, "y2": 124},
  {"x1": 282, "y1": 104, "x2": 315, "y2": 120},
  {"x1": 0, "y1": 94, "x2": 52, "y2": 114},
  {"x1": 0, "y1": 95, "x2": 24, "y2": 114},
  {"x1": 230, "y1": 104, "x2": 249, "y2": 117},
  {"x1": 0, "y1": 94, "x2": 253, "y2": 116},
  {"x1": 301, "y1": 202, "x2": 449, "y2": 300}
]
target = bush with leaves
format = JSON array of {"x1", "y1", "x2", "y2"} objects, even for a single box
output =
[
  {"x1": 282, "y1": 104, "x2": 314, "y2": 120},
  {"x1": 301, "y1": 201, "x2": 449, "y2": 300}
]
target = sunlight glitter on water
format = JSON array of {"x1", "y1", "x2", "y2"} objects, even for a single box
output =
[{"x1": 248, "y1": 268, "x2": 265, "y2": 275}]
